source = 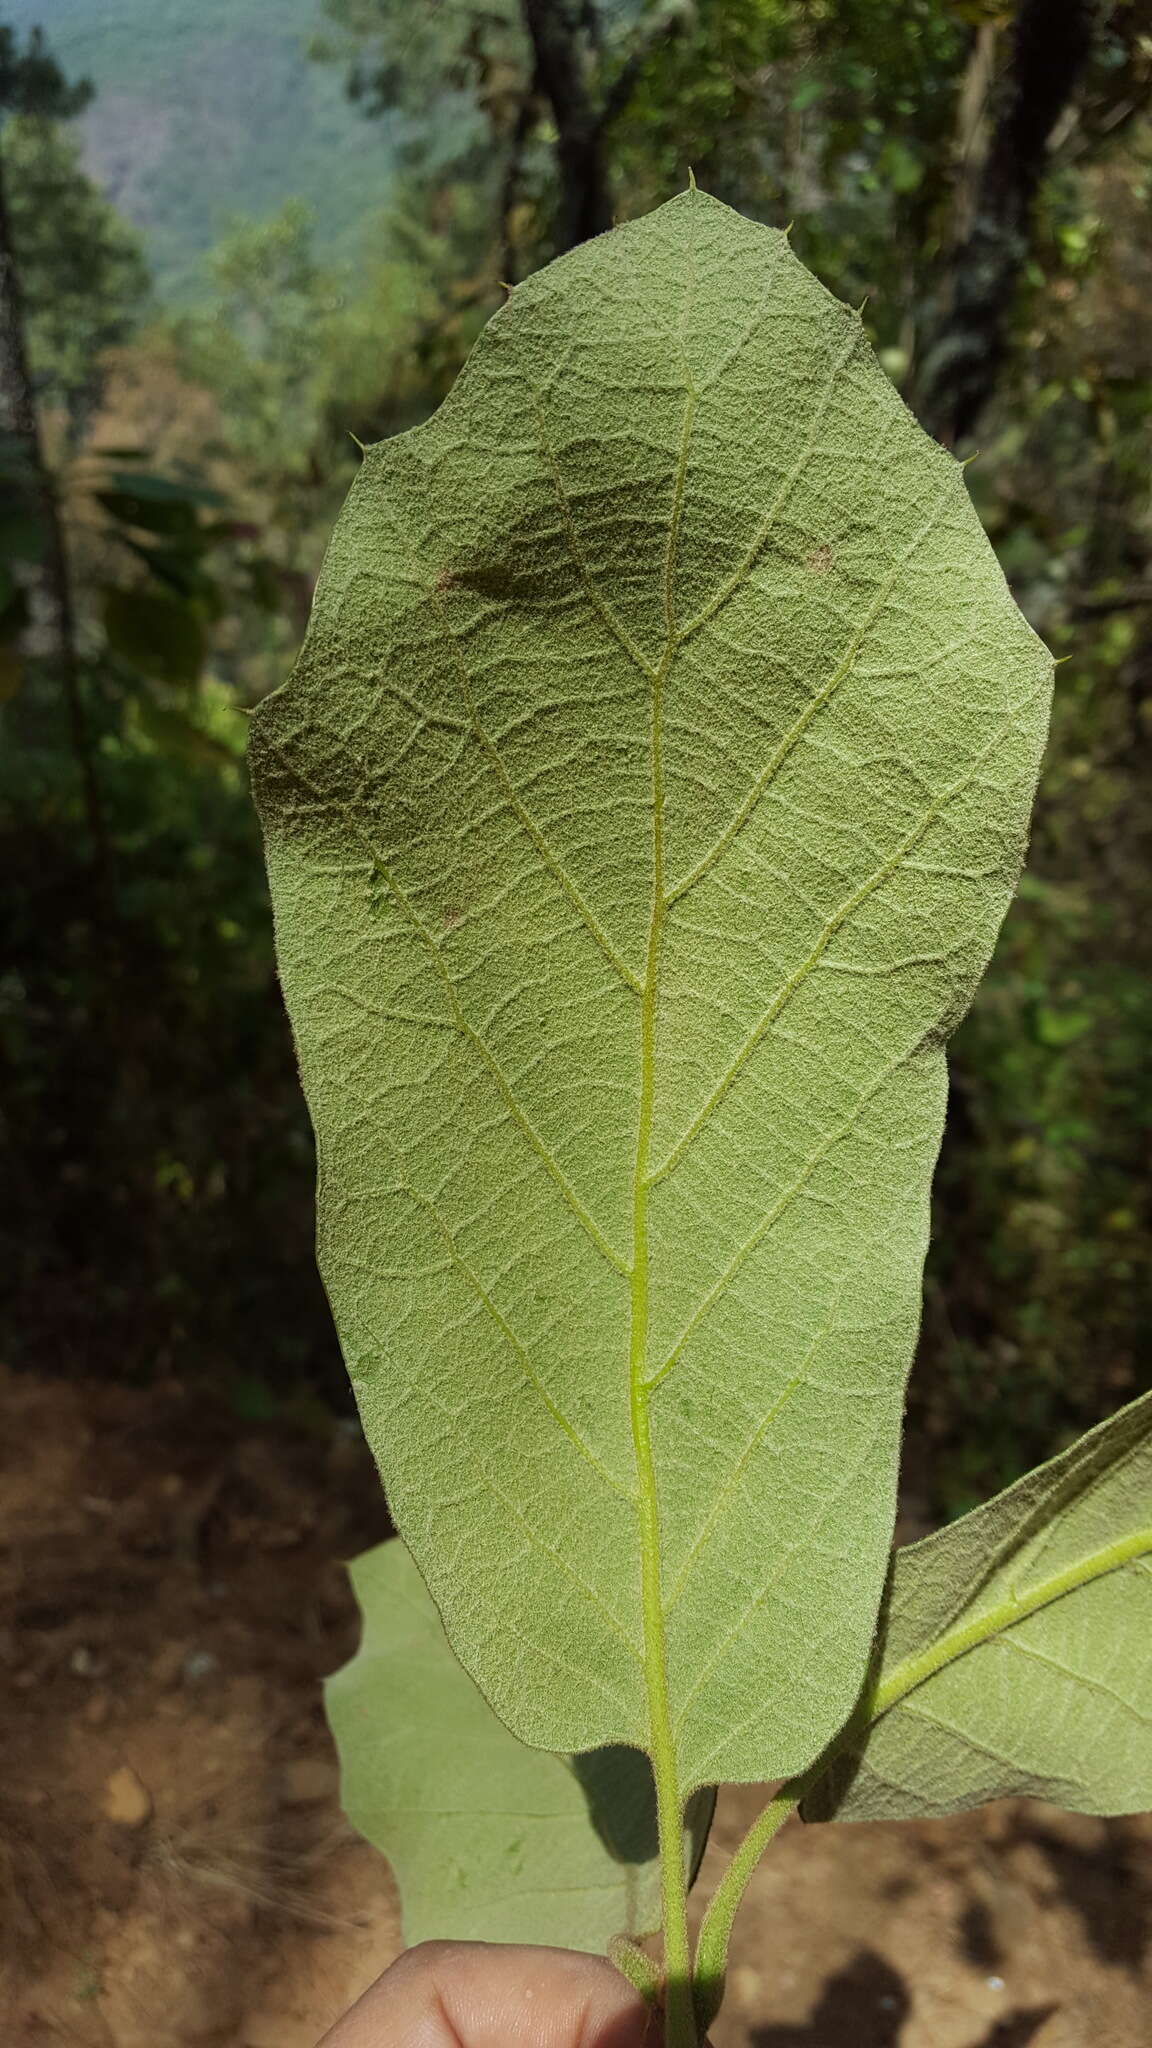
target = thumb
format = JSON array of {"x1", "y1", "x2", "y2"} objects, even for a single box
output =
[{"x1": 317, "y1": 1940, "x2": 657, "y2": 2047}]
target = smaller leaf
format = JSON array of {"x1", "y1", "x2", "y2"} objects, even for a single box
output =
[
  {"x1": 327, "y1": 1540, "x2": 713, "y2": 1950},
  {"x1": 243, "y1": 555, "x2": 284, "y2": 615},
  {"x1": 0, "y1": 563, "x2": 24, "y2": 625},
  {"x1": 102, "y1": 585, "x2": 206, "y2": 686},
  {"x1": 0, "y1": 644, "x2": 23, "y2": 702},
  {"x1": 95, "y1": 472, "x2": 227, "y2": 543},
  {"x1": 805, "y1": 1390, "x2": 1152, "y2": 1823},
  {"x1": 97, "y1": 490, "x2": 201, "y2": 538},
  {"x1": 120, "y1": 538, "x2": 210, "y2": 599},
  {"x1": 132, "y1": 695, "x2": 236, "y2": 765},
  {"x1": 100, "y1": 469, "x2": 226, "y2": 506},
  {"x1": 0, "y1": 429, "x2": 39, "y2": 485},
  {"x1": 0, "y1": 509, "x2": 46, "y2": 565}
]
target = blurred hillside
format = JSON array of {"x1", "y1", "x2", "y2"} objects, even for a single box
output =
[{"x1": 2, "y1": 0, "x2": 394, "y2": 293}]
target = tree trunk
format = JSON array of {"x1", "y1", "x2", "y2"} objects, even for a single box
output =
[
  {"x1": 0, "y1": 135, "x2": 109, "y2": 886},
  {"x1": 917, "y1": 0, "x2": 1096, "y2": 447},
  {"x1": 499, "y1": 90, "x2": 540, "y2": 285},
  {"x1": 519, "y1": 0, "x2": 614, "y2": 249}
]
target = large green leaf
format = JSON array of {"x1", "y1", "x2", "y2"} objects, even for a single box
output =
[
  {"x1": 327, "y1": 1538, "x2": 713, "y2": 1948},
  {"x1": 250, "y1": 189, "x2": 1051, "y2": 1792},
  {"x1": 805, "y1": 1390, "x2": 1152, "y2": 1822}
]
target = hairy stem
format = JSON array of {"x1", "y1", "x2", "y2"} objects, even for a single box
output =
[{"x1": 692, "y1": 1781, "x2": 806, "y2": 2032}]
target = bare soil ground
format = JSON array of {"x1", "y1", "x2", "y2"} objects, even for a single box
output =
[{"x1": 2, "y1": 1365, "x2": 1150, "y2": 2048}]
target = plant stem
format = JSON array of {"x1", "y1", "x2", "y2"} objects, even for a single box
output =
[{"x1": 691, "y1": 1779, "x2": 806, "y2": 2033}]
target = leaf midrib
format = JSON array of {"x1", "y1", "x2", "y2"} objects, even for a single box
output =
[
  {"x1": 626, "y1": 245, "x2": 699, "y2": 1949},
  {"x1": 869, "y1": 1523, "x2": 1152, "y2": 1724}
]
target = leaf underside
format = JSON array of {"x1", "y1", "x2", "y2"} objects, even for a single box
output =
[
  {"x1": 806, "y1": 1389, "x2": 1152, "y2": 1823},
  {"x1": 327, "y1": 1538, "x2": 711, "y2": 1948},
  {"x1": 251, "y1": 189, "x2": 1053, "y2": 1791}
]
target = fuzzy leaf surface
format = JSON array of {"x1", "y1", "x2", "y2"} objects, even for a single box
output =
[
  {"x1": 327, "y1": 1539, "x2": 711, "y2": 1947},
  {"x1": 250, "y1": 189, "x2": 1052, "y2": 1790},
  {"x1": 806, "y1": 1390, "x2": 1152, "y2": 1822}
]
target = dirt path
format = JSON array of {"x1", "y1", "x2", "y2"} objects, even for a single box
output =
[{"x1": 3, "y1": 1366, "x2": 1150, "y2": 2047}]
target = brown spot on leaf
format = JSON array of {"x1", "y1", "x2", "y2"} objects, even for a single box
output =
[{"x1": 806, "y1": 544, "x2": 834, "y2": 575}]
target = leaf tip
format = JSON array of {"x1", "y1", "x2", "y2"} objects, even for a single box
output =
[{"x1": 687, "y1": 165, "x2": 697, "y2": 191}]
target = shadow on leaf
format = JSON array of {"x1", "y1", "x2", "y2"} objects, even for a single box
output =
[
  {"x1": 571, "y1": 1748, "x2": 715, "y2": 1885},
  {"x1": 572, "y1": 1747, "x2": 659, "y2": 1864}
]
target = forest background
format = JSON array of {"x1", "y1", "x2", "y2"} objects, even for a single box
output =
[{"x1": 3, "y1": 0, "x2": 1151, "y2": 1520}]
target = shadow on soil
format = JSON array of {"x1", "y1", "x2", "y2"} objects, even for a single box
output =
[
  {"x1": 748, "y1": 1950, "x2": 907, "y2": 2045},
  {"x1": 1011, "y1": 1815, "x2": 1152, "y2": 1970},
  {"x1": 748, "y1": 1949, "x2": 1056, "y2": 2048}
]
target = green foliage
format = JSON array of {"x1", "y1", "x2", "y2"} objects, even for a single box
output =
[
  {"x1": 0, "y1": 20, "x2": 92, "y2": 121},
  {"x1": 0, "y1": 647, "x2": 337, "y2": 1385},
  {"x1": 914, "y1": 153, "x2": 1152, "y2": 1507},
  {"x1": 4, "y1": 112, "x2": 150, "y2": 429},
  {"x1": 170, "y1": 201, "x2": 486, "y2": 569},
  {"x1": 329, "y1": 1537, "x2": 713, "y2": 1949},
  {"x1": 6, "y1": 10, "x2": 1152, "y2": 2039},
  {"x1": 0, "y1": 15, "x2": 336, "y2": 1387},
  {"x1": 7, "y1": 0, "x2": 1148, "y2": 1514},
  {"x1": 315, "y1": 0, "x2": 527, "y2": 155},
  {"x1": 101, "y1": 583, "x2": 206, "y2": 684},
  {"x1": 172, "y1": 202, "x2": 366, "y2": 505},
  {"x1": 610, "y1": 0, "x2": 797, "y2": 197}
]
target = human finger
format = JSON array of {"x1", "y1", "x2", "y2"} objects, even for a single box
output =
[{"x1": 316, "y1": 1939, "x2": 656, "y2": 2048}]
